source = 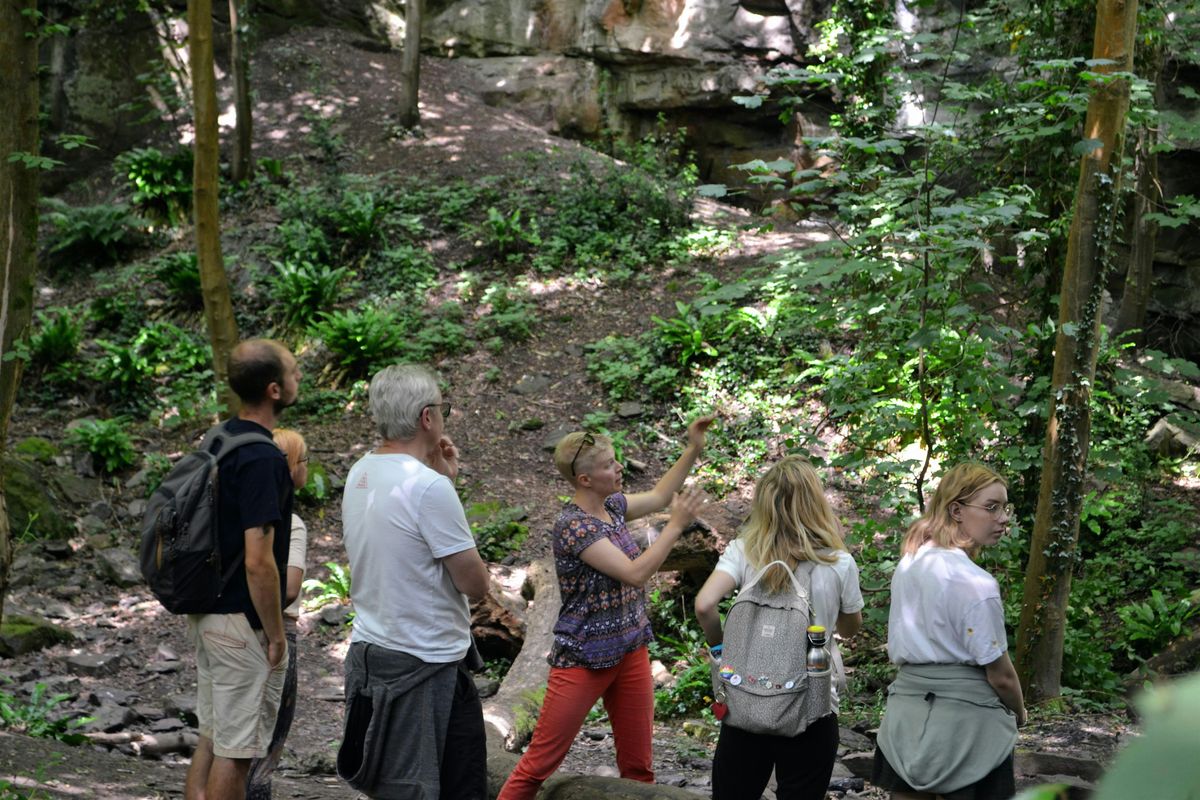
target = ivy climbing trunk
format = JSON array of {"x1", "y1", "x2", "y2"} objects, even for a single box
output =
[
  {"x1": 190, "y1": 0, "x2": 241, "y2": 413},
  {"x1": 228, "y1": 0, "x2": 253, "y2": 183},
  {"x1": 397, "y1": 0, "x2": 423, "y2": 128},
  {"x1": 1015, "y1": 0, "x2": 1138, "y2": 702},
  {"x1": 0, "y1": 0, "x2": 41, "y2": 628}
]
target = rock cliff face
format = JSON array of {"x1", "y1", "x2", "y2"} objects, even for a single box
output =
[{"x1": 420, "y1": 0, "x2": 835, "y2": 191}]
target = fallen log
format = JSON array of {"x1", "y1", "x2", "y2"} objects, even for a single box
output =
[
  {"x1": 84, "y1": 730, "x2": 199, "y2": 757},
  {"x1": 1125, "y1": 621, "x2": 1200, "y2": 686},
  {"x1": 483, "y1": 557, "x2": 558, "y2": 751}
]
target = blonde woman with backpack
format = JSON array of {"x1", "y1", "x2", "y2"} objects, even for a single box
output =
[{"x1": 695, "y1": 456, "x2": 864, "y2": 800}]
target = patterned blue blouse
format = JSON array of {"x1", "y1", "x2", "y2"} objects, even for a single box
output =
[{"x1": 548, "y1": 494, "x2": 653, "y2": 669}]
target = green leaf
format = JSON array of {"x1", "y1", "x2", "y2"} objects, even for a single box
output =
[
  {"x1": 1073, "y1": 138, "x2": 1103, "y2": 156},
  {"x1": 697, "y1": 183, "x2": 728, "y2": 198},
  {"x1": 733, "y1": 95, "x2": 765, "y2": 109}
]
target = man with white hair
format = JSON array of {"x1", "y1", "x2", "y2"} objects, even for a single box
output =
[{"x1": 338, "y1": 363, "x2": 490, "y2": 800}]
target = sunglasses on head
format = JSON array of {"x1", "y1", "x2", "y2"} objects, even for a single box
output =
[{"x1": 569, "y1": 432, "x2": 596, "y2": 477}]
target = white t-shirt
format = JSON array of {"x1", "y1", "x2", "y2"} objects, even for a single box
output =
[
  {"x1": 715, "y1": 541, "x2": 865, "y2": 709},
  {"x1": 283, "y1": 513, "x2": 308, "y2": 621},
  {"x1": 886, "y1": 542, "x2": 1007, "y2": 667},
  {"x1": 342, "y1": 453, "x2": 477, "y2": 662}
]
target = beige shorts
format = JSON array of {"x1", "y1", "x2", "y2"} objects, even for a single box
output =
[{"x1": 187, "y1": 613, "x2": 289, "y2": 759}]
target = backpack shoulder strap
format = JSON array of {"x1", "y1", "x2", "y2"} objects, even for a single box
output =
[
  {"x1": 200, "y1": 422, "x2": 276, "y2": 461},
  {"x1": 742, "y1": 559, "x2": 808, "y2": 597}
]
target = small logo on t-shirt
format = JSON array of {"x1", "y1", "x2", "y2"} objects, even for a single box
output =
[
  {"x1": 761, "y1": 625, "x2": 776, "y2": 637},
  {"x1": 355, "y1": 473, "x2": 369, "y2": 488}
]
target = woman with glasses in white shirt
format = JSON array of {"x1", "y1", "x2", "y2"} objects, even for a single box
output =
[{"x1": 872, "y1": 463, "x2": 1027, "y2": 800}]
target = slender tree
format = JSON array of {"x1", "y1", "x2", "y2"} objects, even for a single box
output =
[
  {"x1": 1015, "y1": 0, "x2": 1139, "y2": 702},
  {"x1": 228, "y1": 0, "x2": 253, "y2": 182},
  {"x1": 189, "y1": 0, "x2": 240, "y2": 413},
  {"x1": 397, "y1": 0, "x2": 424, "y2": 128},
  {"x1": 0, "y1": 0, "x2": 41, "y2": 628},
  {"x1": 1113, "y1": 35, "x2": 1164, "y2": 345}
]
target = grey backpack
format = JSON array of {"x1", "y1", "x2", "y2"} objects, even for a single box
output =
[
  {"x1": 711, "y1": 559, "x2": 831, "y2": 737},
  {"x1": 139, "y1": 422, "x2": 275, "y2": 614}
]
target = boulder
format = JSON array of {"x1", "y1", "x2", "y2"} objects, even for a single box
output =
[
  {"x1": 0, "y1": 456, "x2": 74, "y2": 540},
  {"x1": 96, "y1": 549, "x2": 143, "y2": 588},
  {"x1": 0, "y1": 615, "x2": 75, "y2": 657}
]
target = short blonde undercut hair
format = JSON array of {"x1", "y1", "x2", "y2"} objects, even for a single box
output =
[{"x1": 553, "y1": 431, "x2": 613, "y2": 483}]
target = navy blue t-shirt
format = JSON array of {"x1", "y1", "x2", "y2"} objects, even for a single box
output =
[{"x1": 209, "y1": 418, "x2": 293, "y2": 628}]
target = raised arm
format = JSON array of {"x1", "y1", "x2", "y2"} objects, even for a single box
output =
[
  {"x1": 625, "y1": 415, "x2": 715, "y2": 521},
  {"x1": 580, "y1": 490, "x2": 703, "y2": 586}
]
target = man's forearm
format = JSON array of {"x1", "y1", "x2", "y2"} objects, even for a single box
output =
[{"x1": 246, "y1": 562, "x2": 285, "y2": 644}]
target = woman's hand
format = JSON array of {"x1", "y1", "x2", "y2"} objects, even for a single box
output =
[
  {"x1": 668, "y1": 488, "x2": 705, "y2": 531},
  {"x1": 686, "y1": 414, "x2": 717, "y2": 451}
]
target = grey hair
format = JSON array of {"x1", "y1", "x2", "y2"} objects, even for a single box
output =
[{"x1": 369, "y1": 364, "x2": 441, "y2": 441}]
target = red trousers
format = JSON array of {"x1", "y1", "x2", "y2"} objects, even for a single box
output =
[{"x1": 497, "y1": 647, "x2": 655, "y2": 800}]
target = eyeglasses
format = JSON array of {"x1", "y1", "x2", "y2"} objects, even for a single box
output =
[
  {"x1": 569, "y1": 433, "x2": 596, "y2": 477},
  {"x1": 959, "y1": 501, "x2": 1015, "y2": 519},
  {"x1": 422, "y1": 401, "x2": 452, "y2": 420},
  {"x1": 300, "y1": 455, "x2": 310, "y2": 463}
]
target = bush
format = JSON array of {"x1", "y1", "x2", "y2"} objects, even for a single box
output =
[
  {"x1": 41, "y1": 198, "x2": 144, "y2": 267},
  {"x1": 65, "y1": 418, "x2": 137, "y2": 473},
  {"x1": 153, "y1": 251, "x2": 201, "y2": 305},
  {"x1": 0, "y1": 682, "x2": 91, "y2": 745},
  {"x1": 477, "y1": 285, "x2": 536, "y2": 342},
  {"x1": 314, "y1": 306, "x2": 406, "y2": 377},
  {"x1": 114, "y1": 146, "x2": 193, "y2": 226},
  {"x1": 269, "y1": 259, "x2": 353, "y2": 328},
  {"x1": 26, "y1": 307, "x2": 83, "y2": 367}
]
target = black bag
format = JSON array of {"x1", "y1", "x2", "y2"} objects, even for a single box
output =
[{"x1": 139, "y1": 421, "x2": 274, "y2": 614}]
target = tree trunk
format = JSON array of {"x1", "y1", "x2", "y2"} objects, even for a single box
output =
[
  {"x1": 189, "y1": 0, "x2": 241, "y2": 413},
  {"x1": 1015, "y1": 0, "x2": 1139, "y2": 703},
  {"x1": 397, "y1": 0, "x2": 424, "y2": 129},
  {"x1": 0, "y1": 0, "x2": 41, "y2": 631},
  {"x1": 228, "y1": 0, "x2": 253, "y2": 183},
  {"x1": 1113, "y1": 41, "x2": 1163, "y2": 345}
]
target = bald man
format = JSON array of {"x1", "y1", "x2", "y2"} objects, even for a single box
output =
[{"x1": 185, "y1": 339, "x2": 302, "y2": 800}]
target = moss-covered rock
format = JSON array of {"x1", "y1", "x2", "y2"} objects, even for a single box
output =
[
  {"x1": 1, "y1": 456, "x2": 74, "y2": 540},
  {"x1": 12, "y1": 437, "x2": 59, "y2": 464},
  {"x1": 0, "y1": 614, "x2": 75, "y2": 657}
]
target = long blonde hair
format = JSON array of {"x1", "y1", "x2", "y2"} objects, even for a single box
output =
[
  {"x1": 901, "y1": 462, "x2": 1006, "y2": 556},
  {"x1": 739, "y1": 456, "x2": 847, "y2": 594}
]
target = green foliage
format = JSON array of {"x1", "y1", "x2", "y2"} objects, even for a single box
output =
[
  {"x1": 647, "y1": 588, "x2": 712, "y2": 718},
  {"x1": 65, "y1": 418, "x2": 136, "y2": 474},
  {"x1": 477, "y1": 206, "x2": 540, "y2": 261},
  {"x1": 269, "y1": 259, "x2": 353, "y2": 328},
  {"x1": 465, "y1": 502, "x2": 529, "y2": 562},
  {"x1": 297, "y1": 461, "x2": 330, "y2": 506},
  {"x1": 302, "y1": 562, "x2": 352, "y2": 610},
  {"x1": 152, "y1": 251, "x2": 201, "y2": 304},
  {"x1": 477, "y1": 285, "x2": 537, "y2": 342},
  {"x1": 113, "y1": 146, "x2": 193, "y2": 226},
  {"x1": 140, "y1": 453, "x2": 173, "y2": 498},
  {"x1": 26, "y1": 307, "x2": 82, "y2": 367},
  {"x1": 40, "y1": 199, "x2": 144, "y2": 267},
  {"x1": 92, "y1": 322, "x2": 213, "y2": 416},
  {"x1": 313, "y1": 306, "x2": 406, "y2": 377},
  {"x1": 1091, "y1": 672, "x2": 1200, "y2": 800},
  {"x1": 0, "y1": 682, "x2": 91, "y2": 745},
  {"x1": 314, "y1": 302, "x2": 465, "y2": 378},
  {"x1": 586, "y1": 336, "x2": 679, "y2": 402}
]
